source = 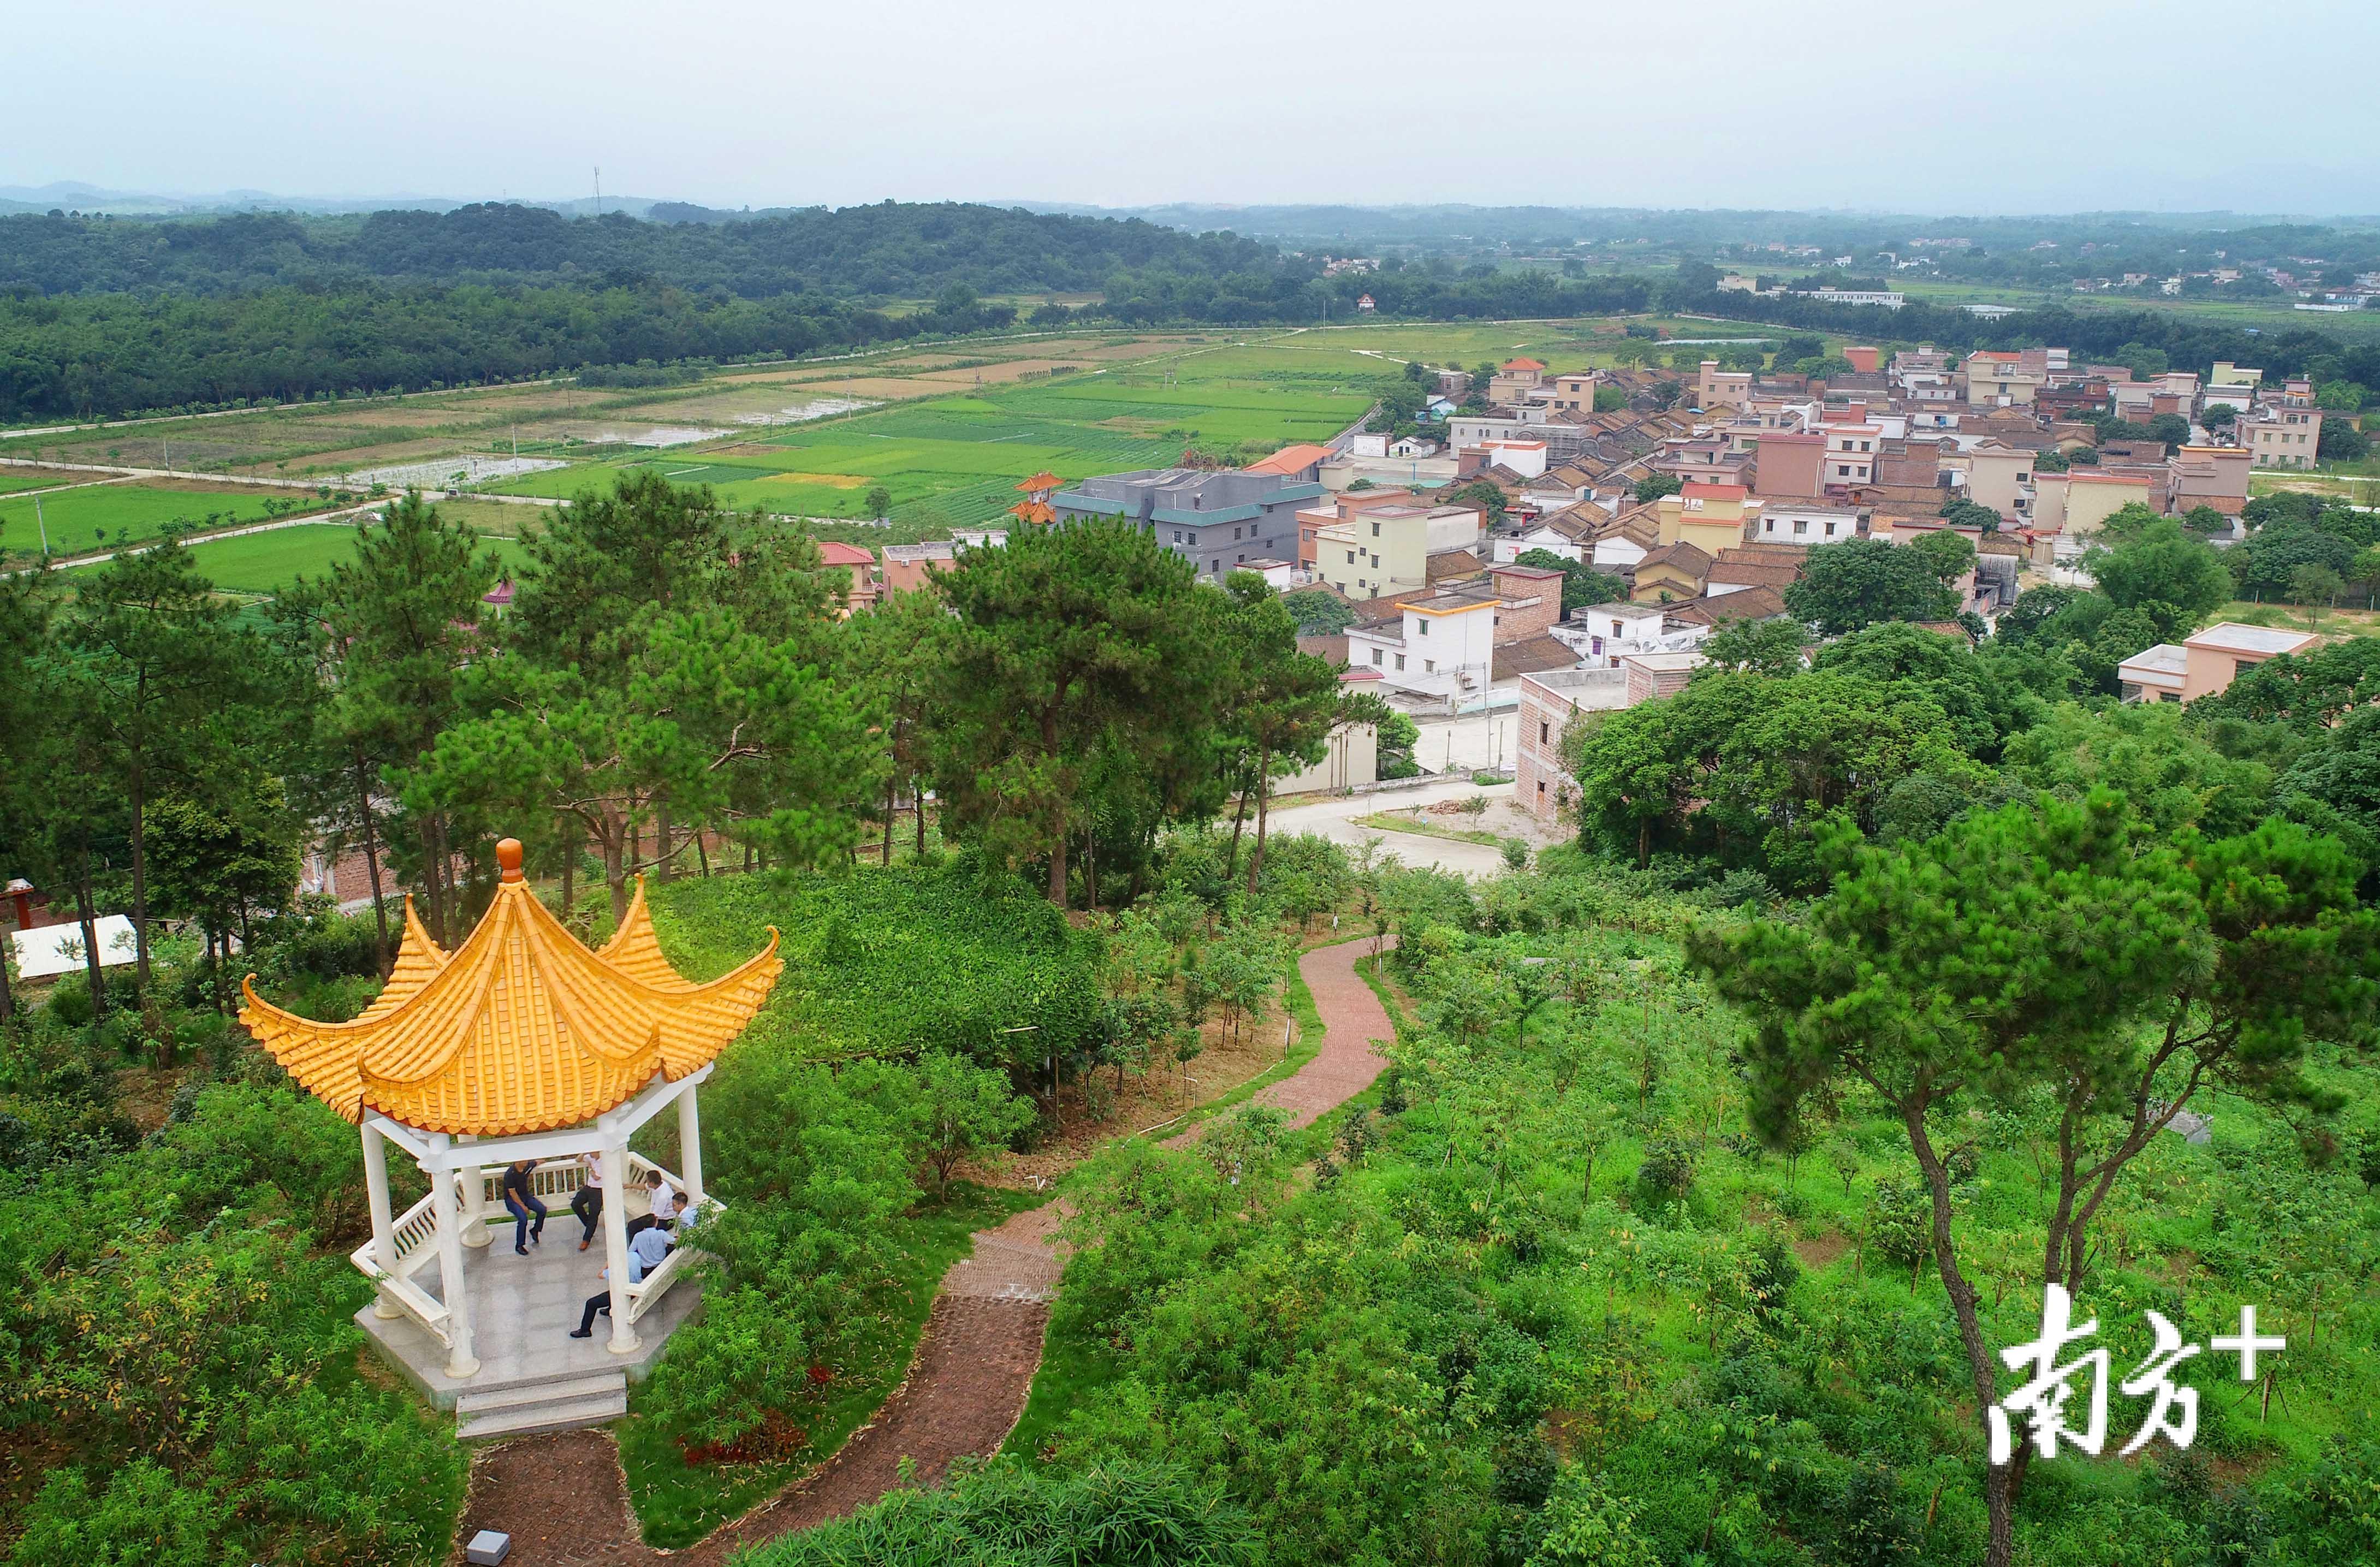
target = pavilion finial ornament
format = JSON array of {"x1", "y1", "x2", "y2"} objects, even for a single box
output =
[{"x1": 238, "y1": 838, "x2": 781, "y2": 1137}]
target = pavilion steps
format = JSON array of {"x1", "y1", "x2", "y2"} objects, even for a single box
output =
[{"x1": 455, "y1": 1370, "x2": 628, "y2": 1440}]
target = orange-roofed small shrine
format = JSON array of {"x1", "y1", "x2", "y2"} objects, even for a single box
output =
[
  {"x1": 1009, "y1": 470, "x2": 1061, "y2": 527},
  {"x1": 241, "y1": 838, "x2": 780, "y2": 1386}
]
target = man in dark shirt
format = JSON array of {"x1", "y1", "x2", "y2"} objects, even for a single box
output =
[{"x1": 501, "y1": 1159, "x2": 547, "y2": 1255}]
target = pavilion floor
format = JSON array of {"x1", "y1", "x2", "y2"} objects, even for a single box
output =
[{"x1": 358, "y1": 1219, "x2": 703, "y2": 1409}]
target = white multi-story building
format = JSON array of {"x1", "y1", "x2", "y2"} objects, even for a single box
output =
[{"x1": 1344, "y1": 586, "x2": 1501, "y2": 707}]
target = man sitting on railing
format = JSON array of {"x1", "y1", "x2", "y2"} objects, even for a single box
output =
[
  {"x1": 568, "y1": 1224, "x2": 675, "y2": 1339},
  {"x1": 626, "y1": 1169, "x2": 678, "y2": 1244},
  {"x1": 572, "y1": 1149, "x2": 605, "y2": 1251},
  {"x1": 501, "y1": 1159, "x2": 547, "y2": 1256}
]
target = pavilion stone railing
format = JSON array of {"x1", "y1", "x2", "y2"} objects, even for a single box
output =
[{"x1": 349, "y1": 1154, "x2": 723, "y2": 1344}]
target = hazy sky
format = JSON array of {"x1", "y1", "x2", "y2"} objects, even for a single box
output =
[{"x1": 13, "y1": 0, "x2": 2378, "y2": 215}]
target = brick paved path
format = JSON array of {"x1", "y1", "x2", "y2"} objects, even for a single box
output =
[{"x1": 1255, "y1": 936, "x2": 1398, "y2": 1127}]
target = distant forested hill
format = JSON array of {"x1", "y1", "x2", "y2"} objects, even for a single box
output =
[
  {"x1": 0, "y1": 200, "x2": 1657, "y2": 424},
  {"x1": 0, "y1": 201, "x2": 1279, "y2": 300}
]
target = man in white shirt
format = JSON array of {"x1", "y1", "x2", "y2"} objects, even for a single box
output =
[
  {"x1": 572, "y1": 1149, "x2": 605, "y2": 1253},
  {"x1": 627, "y1": 1170, "x2": 679, "y2": 1243}
]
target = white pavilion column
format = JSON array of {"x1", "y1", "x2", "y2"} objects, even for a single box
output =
[
  {"x1": 458, "y1": 1135, "x2": 491, "y2": 1249},
  {"x1": 601, "y1": 1135, "x2": 640, "y2": 1355},
  {"x1": 676, "y1": 1087, "x2": 705, "y2": 1210},
  {"x1": 361, "y1": 1119, "x2": 401, "y2": 1320},
  {"x1": 431, "y1": 1142, "x2": 480, "y2": 1379}
]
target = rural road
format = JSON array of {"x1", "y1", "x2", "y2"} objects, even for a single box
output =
[
  {"x1": 16, "y1": 500, "x2": 393, "y2": 574},
  {"x1": 1269, "y1": 775, "x2": 1517, "y2": 879}
]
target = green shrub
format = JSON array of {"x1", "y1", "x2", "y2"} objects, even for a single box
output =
[
  {"x1": 218, "y1": 1382, "x2": 466, "y2": 1563},
  {"x1": 1525, "y1": 1468, "x2": 1659, "y2": 1566},
  {"x1": 738, "y1": 1457, "x2": 1257, "y2": 1566},
  {"x1": 1634, "y1": 1133, "x2": 1696, "y2": 1204},
  {"x1": 652, "y1": 864, "x2": 1102, "y2": 1070},
  {"x1": 43, "y1": 975, "x2": 94, "y2": 1028},
  {"x1": 645, "y1": 1053, "x2": 918, "y2": 1446},
  {"x1": 9, "y1": 1462, "x2": 231, "y2": 1567}
]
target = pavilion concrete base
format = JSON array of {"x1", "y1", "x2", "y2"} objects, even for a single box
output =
[{"x1": 358, "y1": 1222, "x2": 705, "y2": 1413}]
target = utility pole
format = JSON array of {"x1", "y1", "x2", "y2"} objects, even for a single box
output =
[
  {"x1": 593, "y1": 167, "x2": 602, "y2": 218},
  {"x1": 34, "y1": 492, "x2": 49, "y2": 556}
]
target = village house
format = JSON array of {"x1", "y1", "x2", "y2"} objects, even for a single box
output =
[
  {"x1": 1752, "y1": 499, "x2": 1862, "y2": 545},
  {"x1": 1705, "y1": 543, "x2": 1806, "y2": 597},
  {"x1": 1344, "y1": 586, "x2": 1501, "y2": 706},
  {"x1": 1630, "y1": 541, "x2": 1714, "y2": 603},
  {"x1": 1515, "y1": 650, "x2": 1714, "y2": 828},
  {"x1": 2030, "y1": 469, "x2": 2157, "y2": 535},
  {"x1": 1548, "y1": 371, "x2": 1600, "y2": 413},
  {"x1": 2165, "y1": 443, "x2": 2253, "y2": 516},
  {"x1": 2117, "y1": 622, "x2": 2324, "y2": 704},
  {"x1": 1695, "y1": 361, "x2": 1754, "y2": 409},
  {"x1": 1557, "y1": 600, "x2": 1677, "y2": 665},
  {"x1": 815, "y1": 541, "x2": 882, "y2": 611},
  {"x1": 1654, "y1": 482, "x2": 1759, "y2": 556},
  {"x1": 1475, "y1": 438, "x2": 1550, "y2": 478},
  {"x1": 1820, "y1": 422, "x2": 1883, "y2": 487},
  {"x1": 1750, "y1": 430, "x2": 1827, "y2": 499},
  {"x1": 1296, "y1": 486, "x2": 1423, "y2": 571},
  {"x1": 2244, "y1": 405, "x2": 2323, "y2": 469},
  {"x1": 1589, "y1": 507, "x2": 1663, "y2": 575},
  {"x1": 1961, "y1": 349, "x2": 2046, "y2": 407},
  {"x1": 1487, "y1": 357, "x2": 1550, "y2": 406},
  {"x1": 1243, "y1": 442, "x2": 1337, "y2": 482},
  {"x1": 881, "y1": 540, "x2": 958, "y2": 594},
  {"x1": 1960, "y1": 440, "x2": 2037, "y2": 521},
  {"x1": 1053, "y1": 468, "x2": 1320, "y2": 580},
  {"x1": 1310, "y1": 499, "x2": 1485, "y2": 598}
]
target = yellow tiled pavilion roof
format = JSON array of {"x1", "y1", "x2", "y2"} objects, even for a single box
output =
[{"x1": 239, "y1": 841, "x2": 780, "y2": 1136}]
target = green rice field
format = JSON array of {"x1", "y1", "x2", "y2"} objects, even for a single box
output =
[
  {"x1": 478, "y1": 340, "x2": 1382, "y2": 524},
  {"x1": 0, "y1": 468, "x2": 97, "y2": 497},
  {"x1": 93, "y1": 522, "x2": 529, "y2": 597},
  {"x1": 0, "y1": 479, "x2": 305, "y2": 563},
  {"x1": 471, "y1": 319, "x2": 1819, "y2": 527}
]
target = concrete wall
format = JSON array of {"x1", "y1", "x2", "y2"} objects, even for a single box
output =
[{"x1": 1275, "y1": 723, "x2": 1379, "y2": 796}]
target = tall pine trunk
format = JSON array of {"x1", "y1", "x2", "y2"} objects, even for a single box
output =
[
  {"x1": 1246, "y1": 746, "x2": 1274, "y2": 898},
  {"x1": 353, "y1": 750, "x2": 390, "y2": 976},
  {"x1": 1903, "y1": 1104, "x2": 2016, "y2": 1567},
  {"x1": 1047, "y1": 828, "x2": 1069, "y2": 907},
  {"x1": 1041, "y1": 707, "x2": 1067, "y2": 907},
  {"x1": 601, "y1": 813, "x2": 629, "y2": 925},
  {"x1": 127, "y1": 752, "x2": 150, "y2": 985},
  {"x1": 75, "y1": 851, "x2": 107, "y2": 1022}
]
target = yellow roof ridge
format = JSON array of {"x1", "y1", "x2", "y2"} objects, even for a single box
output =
[
  {"x1": 240, "y1": 842, "x2": 780, "y2": 1136},
  {"x1": 599, "y1": 876, "x2": 696, "y2": 992}
]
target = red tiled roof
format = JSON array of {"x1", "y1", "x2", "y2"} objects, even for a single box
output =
[
  {"x1": 1245, "y1": 443, "x2": 1336, "y2": 475},
  {"x1": 816, "y1": 542, "x2": 876, "y2": 567}
]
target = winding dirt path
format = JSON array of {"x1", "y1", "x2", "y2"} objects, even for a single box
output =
[{"x1": 451, "y1": 938, "x2": 1395, "y2": 1564}]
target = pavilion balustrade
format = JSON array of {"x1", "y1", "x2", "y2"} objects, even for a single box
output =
[{"x1": 351, "y1": 1152, "x2": 721, "y2": 1347}]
